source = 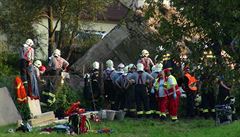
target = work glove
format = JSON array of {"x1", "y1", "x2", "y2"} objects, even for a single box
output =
[
  {"x1": 150, "y1": 88, "x2": 155, "y2": 94},
  {"x1": 173, "y1": 92, "x2": 177, "y2": 99}
]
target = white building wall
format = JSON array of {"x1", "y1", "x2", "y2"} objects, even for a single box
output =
[{"x1": 33, "y1": 18, "x2": 117, "y2": 60}]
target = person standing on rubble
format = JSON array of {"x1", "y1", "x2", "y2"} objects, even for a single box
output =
[
  {"x1": 128, "y1": 63, "x2": 154, "y2": 118},
  {"x1": 29, "y1": 60, "x2": 43, "y2": 99},
  {"x1": 48, "y1": 49, "x2": 69, "y2": 76},
  {"x1": 19, "y1": 38, "x2": 35, "y2": 96},
  {"x1": 138, "y1": 49, "x2": 154, "y2": 73}
]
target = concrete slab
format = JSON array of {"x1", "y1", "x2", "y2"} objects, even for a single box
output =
[{"x1": 0, "y1": 87, "x2": 22, "y2": 126}]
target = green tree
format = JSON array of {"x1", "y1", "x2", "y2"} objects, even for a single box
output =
[{"x1": 0, "y1": 0, "x2": 113, "y2": 60}]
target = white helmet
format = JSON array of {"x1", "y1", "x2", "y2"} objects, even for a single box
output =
[
  {"x1": 25, "y1": 39, "x2": 34, "y2": 46},
  {"x1": 137, "y1": 63, "x2": 144, "y2": 71},
  {"x1": 123, "y1": 66, "x2": 129, "y2": 75},
  {"x1": 34, "y1": 60, "x2": 42, "y2": 68},
  {"x1": 106, "y1": 59, "x2": 114, "y2": 68},
  {"x1": 118, "y1": 63, "x2": 125, "y2": 69},
  {"x1": 92, "y1": 61, "x2": 100, "y2": 69},
  {"x1": 128, "y1": 64, "x2": 134, "y2": 68},
  {"x1": 54, "y1": 49, "x2": 61, "y2": 57},
  {"x1": 141, "y1": 49, "x2": 149, "y2": 57},
  {"x1": 155, "y1": 63, "x2": 163, "y2": 72}
]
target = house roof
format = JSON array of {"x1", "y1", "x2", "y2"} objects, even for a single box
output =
[{"x1": 98, "y1": 3, "x2": 129, "y2": 22}]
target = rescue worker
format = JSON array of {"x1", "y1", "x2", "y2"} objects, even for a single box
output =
[
  {"x1": 183, "y1": 66, "x2": 198, "y2": 117},
  {"x1": 154, "y1": 70, "x2": 168, "y2": 120},
  {"x1": 103, "y1": 59, "x2": 115, "y2": 108},
  {"x1": 19, "y1": 38, "x2": 35, "y2": 95},
  {"x1": 217, "y1": 76, "x2": 231, "y2": 105},
  {"x1": 48, "y1": 49, "x2": 69, "y2": 76},
  {"x1": 138, "y1": 49, "x2": 154, "y2": 73},
  {"x1": 128, "y1": 63, "x2": 154, "y2": 118},
  {"x1": 125, "y1": 64, "x2": 137, "y2": 117},
  {"x1": 83, "y1": 61, "x2": 102, "y2": 110},
  {"x1": 199, "y1": 72, "x2": 216, "y2": 119},
  {"x1": 150, "y1": 63, "x2": 163, "y2": 118},
  {"x1": 115, "y1": 66, "x2": 129, "y2": 111},
  {"x1": 15, "y1": 76, "x2": 28, "y2": 104},
  {"x1": 30, "y1": 60, "x2": 42, "y2": 99},
  {"x1": 164, "y1": 68, "x2": 181, "y2": 121},
  {"x1": 111, "y1": 63, "x2": 125, "y2": 110}
]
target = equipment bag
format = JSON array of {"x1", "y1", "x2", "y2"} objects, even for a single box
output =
[{"x1": 69, "y1": 113, "x2": 91, "y2": 134}]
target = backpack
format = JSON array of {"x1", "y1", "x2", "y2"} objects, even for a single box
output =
[{"x1": 69, "y1": 114, "x2": 91, "y2": 134}]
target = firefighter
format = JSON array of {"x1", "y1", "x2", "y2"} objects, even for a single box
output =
[
  {"x1": 138, "y1": 49, "x2": 154, "y2": 73},
  {"x1": 111, "y1": 63, "x2": 125, "y2": 110},
  {"x1": 154, "y1": 70, "x2": 168, "y2": 120},
  {"x1": 150, "y1": 63, "x2": 163, "y2": 118},
  {"x1": 128, "y1": 63, "x2": 154, "y2": 118},
  {"x1": 48, "y1": 49, "x2": 69, "y2": 76},
  {"x1": 115, "y1": 66, "x2": 129, "y2": 111},
  {"x1": 19, "y1": 39, "x2": 35, "y2": 95},
  {"x1": 29, "y1": 60, "x2": 43, "y2": 99},
  {"x1": 83, "y1": 61, "x2": 102, "y2": 110},
  {"x1": 200, "y1": 72, "x2": 216, "y2": 119},
  {"x1": 103, "y1": 59, "x2": 115, "y2": 108},
  {"x1": 183, "y1": 66, "x2": 198, "y2": 117},
  {"x1": 125, "y1": 64, "x2": 137, "y2": 117},
  {"x1": 217, "y1": 76, "x2": 231, "y2": 105},
  {"x1": 164, "y1": 68, "x2": 181, "y2": 121},
  {"x1": 15, "y1": 76, "x2": 28, "y2": 104}
]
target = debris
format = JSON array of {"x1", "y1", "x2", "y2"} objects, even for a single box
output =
[
  {"x1": 0, "y1": 87, "x2": 22, "y2": 126},
  {"x1": 16, "y1": 122, "x2": 32, "y2": 132},
  {"x1": 27, "y1": 97, "x2": 42, "y2": 118},
  {"x1": 28, "y1": 111, "x2": 56, "y2": 127}
]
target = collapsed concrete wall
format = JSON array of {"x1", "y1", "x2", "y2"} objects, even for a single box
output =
[{"x1": 0, "y1": 87, "x2": 22, "y2": 126}]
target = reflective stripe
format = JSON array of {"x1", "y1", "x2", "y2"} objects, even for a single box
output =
[
  {"x1": 17, "y1": 97, "x2": 27, "y2": 102},
  {"x1": 23, "y1": 81, "x2": 28, "y2": 84},
  {"x1": 40, "y1": 102, "x2": 48, "y2": 106},
  {"x1": 145, "y1": 110, "x2": 152, "y2": 115},
  {"x1": 203, "y1": 109, "x2": 209, "y2": 113},
  {"x1": 160, "y1": 113, "x2": 166, "y2": 117},
  {"x1": 211, "y1": 109, "x2": 215, "y2": 112},
  {"x1": 129, "y1": 109, "x2": 136, "y2": 112},
  {"x1": 171, "y1": 116, "x2": 178, "y2": 120},
  {"x1": 124, "y1": 108, "x2": 128, "y2": 111},
  {"x1": 16, "y1": 84, "x2": 21, "y2": 89},
  {"x1": 155, "y1": 111, "x2": 160, "y2": 115},
  {"x1": 42, "y1": 91, "x2": 55, "y2": 97},
  {"x1": 137, "y1": 111, "x2": 144, "y2": 115}
]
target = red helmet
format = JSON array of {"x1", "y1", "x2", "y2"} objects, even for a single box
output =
[
  {"x1": 39, "y1": 65, "x2": 46, "y2": 72},
  {"x1": 164, "y1": 68, "x2": 171, "y2": 74}
]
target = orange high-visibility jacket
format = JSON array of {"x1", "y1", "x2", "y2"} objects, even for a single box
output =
[
  {"x1": 15, "y1": 76, "x2": 28, "y2": 103},
  {"x1": 185, "y1": 73, "x2": 198, "y2": 91}
]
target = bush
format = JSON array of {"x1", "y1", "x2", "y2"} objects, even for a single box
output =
[{"x1": 49, "y1": 84, "x2": 82, "y2": 118}]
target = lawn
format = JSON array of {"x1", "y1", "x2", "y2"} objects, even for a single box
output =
[{"x1": 0, "y1": 118, "x2": 239, "y2": 137}]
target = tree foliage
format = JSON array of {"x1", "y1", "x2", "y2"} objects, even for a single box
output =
[{"x1": 0, "y1": 0, "x2": 113, "y2": 58}]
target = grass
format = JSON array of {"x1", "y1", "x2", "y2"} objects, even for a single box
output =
[{"x1": 0, "y1": 118, "x2": 239, "y2": 137}]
